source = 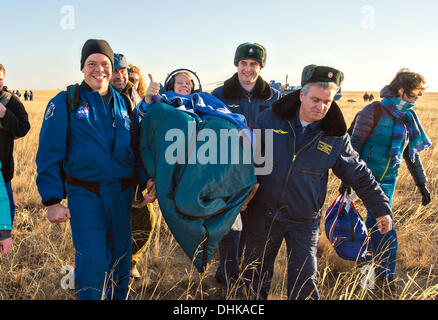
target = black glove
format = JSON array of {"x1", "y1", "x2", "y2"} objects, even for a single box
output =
[
  {"x1": 339, "y1": 181, "x2": 352, "y2": 195},
  {"x1": 418, "y1": 184, "x2": 431, "y2": 206}
]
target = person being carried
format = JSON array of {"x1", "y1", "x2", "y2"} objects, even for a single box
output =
[{"x1": 135, "y1": 68, "x2": 256, "y2": 272}]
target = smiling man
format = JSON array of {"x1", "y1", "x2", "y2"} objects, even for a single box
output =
[
  {"x1": 110, "y1": 53, "x2": 142, "y2": 106},
  {"x1": 242, "y1": 64, "x2": 394, "y2": 300},
  {"x1": 211, "y1": 42, "x2": 280, "y2": 296},
  {"x1": 36, "y1": 39, "x2": 151, "y2": 300},
  {"x1": 212, "y1": 42, "x2": 280, "y2": 129}
]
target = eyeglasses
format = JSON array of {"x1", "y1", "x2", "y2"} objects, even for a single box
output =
[{"x1": 407, "y1": 88, "x2": 425, "y2": 98}]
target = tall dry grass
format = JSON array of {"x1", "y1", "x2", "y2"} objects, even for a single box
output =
[{"x1": 0, "y1": 90, "x2": 437, "y2": 300}]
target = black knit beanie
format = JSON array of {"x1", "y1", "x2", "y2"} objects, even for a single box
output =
[{"x1": 80, "y1": 39, "x2": 114, "y2": 70}]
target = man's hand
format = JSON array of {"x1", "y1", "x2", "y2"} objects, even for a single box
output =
[
  {"x1": 338, "y1": 181, "x2": 352, "y2": 195},
  {"x1": 0, "y1": 237, "x2": 12, "y2": 254},
  {"x1": 376, "y1": 215, "x2": 392, "y2": 234},
  {"x1": 0, "y1": 102, "x2": 6, "y2": 118},
  {"x1": 144, "y1": 74, "x2": 160, "y2": 103},
  {"x1": 47, "y1": 203, "x2": 71, "y2": 223}
]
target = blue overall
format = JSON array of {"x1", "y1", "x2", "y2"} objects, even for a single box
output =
[
  {"x1": 67, "y1": 181, "x2": 133, "y2": 299},
  {"x1": 36, "y1": 83, "x2": 137, "y2": 299}
]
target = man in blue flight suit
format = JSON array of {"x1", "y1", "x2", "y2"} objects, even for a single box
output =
[
  {"x1": 242, "y1": 65, "x2": 393, "y2": 300},
  {"x1": 36, "y1": 39, "x2": 154, "y2": 300},
  {"x1": 212, "y1": 42, "x2": 281, "y2": 295}
]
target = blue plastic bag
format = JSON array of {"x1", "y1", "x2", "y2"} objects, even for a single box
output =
[{"x1": 325, "y1": 192, "x2": 368, "y2": 261}]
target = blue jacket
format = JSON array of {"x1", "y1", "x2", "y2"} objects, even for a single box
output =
[
  {"x1": 212, "y1": 73, "x2": 281, "y2": 129},
  {"x1": 350, "y1": 98, "x2": 427, "y2": 185},
  {"x1": 36, "y1": 82, "x2": 137, "y2": 206},
  {"x1": 251, "y1": 90, "x2": 392, "y2": 222},
  {"x1": 352, "y1": 103, "x2": 402, "y2": 182}
]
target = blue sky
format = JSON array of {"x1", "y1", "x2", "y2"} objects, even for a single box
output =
[{"x1": 2, "y1": 0, "x2": 438, "y2": 91}]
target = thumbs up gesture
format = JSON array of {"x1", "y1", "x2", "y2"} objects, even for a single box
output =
[{"x1": 144, "y1": 74, "x2": 161, "y2": 103}]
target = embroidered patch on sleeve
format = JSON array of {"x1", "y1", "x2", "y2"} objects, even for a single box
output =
[
  {"x1": 273, "y1": 129, "x2": 288, "y2": 134},
  {"x1": 44, "y1": 102, "x2": 56, "y2": 120},
  {"x1": 317, "y1": 141, "x2": 333, "y2": 155}
]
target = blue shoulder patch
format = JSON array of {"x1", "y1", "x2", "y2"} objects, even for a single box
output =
[{"x1": 44, "y1": 102, "x2": 56, "y2": 120}]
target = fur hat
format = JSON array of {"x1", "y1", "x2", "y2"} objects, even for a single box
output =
[
  {"x1": 234, "y1": 42, "x2": 266, "y2": 68},
  {"x1": 301, "y1": 64, "x2": 344, "y2": 88}
]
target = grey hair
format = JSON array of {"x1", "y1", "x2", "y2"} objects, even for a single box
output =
[{"x1": 302, "y1": 82, "x2": 338, "y2": 95}]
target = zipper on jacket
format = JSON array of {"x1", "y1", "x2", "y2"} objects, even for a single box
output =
[
  {"x1": 378, "y1": 156, "x2": 391, "y2": 182},
  {"x1": 246, "y1": 93, "x2": 252, "y2": 104}
]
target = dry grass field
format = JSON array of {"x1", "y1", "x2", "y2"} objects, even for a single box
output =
[{"x1": 0, "y1": 90, "x2": 437, "y2": 300}]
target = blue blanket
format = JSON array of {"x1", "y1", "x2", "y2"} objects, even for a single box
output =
[{"x1": 161, "y1": 91, "x2": 249, "y2": 129}]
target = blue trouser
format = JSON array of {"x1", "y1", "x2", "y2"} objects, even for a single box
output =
[
  {"x1": 243, "y1": 209, "x2": 320, "y2": 300},
  {"x1": 366, "y1": 178, "x2": 398, "y2": 279},
  {"x1": 5, "y1": 181, "x2": 15, "y2": 224},
  {"x1": 216, "y1": 229, "x2": 241, "y2": 286},
  {"x1": 216, "y1": 210, "x2": 248, "y2": 289},
  {"x1": 66, "y1": 180, "x2": 134, "y2": 300}
]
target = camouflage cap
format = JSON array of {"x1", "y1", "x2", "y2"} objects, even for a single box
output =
[{"x1": 301, "y1": 64, "x2": 344, "y2": 88}]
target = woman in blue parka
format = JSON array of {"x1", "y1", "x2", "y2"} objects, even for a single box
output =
[{"x1": 347, "y1": 68, "x2": 432, "y2": 290}]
